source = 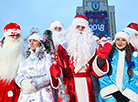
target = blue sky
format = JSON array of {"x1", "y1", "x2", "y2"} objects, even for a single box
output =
[{"x1": 0, "y1": 0, "x2": 138, "y2": 39}]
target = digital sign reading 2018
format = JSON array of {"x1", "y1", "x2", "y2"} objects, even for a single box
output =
[{"x1": 85, "y1": 12, "x2": 109, "y2": 38}]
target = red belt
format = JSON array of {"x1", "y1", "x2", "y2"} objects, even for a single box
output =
[{"x1": 73, "y1": 73, "x2": 91, "y2": 77}]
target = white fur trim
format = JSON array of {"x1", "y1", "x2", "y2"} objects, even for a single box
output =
[
  {"x1": 74, "y1": 77, "x2": 89, "y2": 102},
  {"x1": 116, "y1": 50, "x2": 125, "y2": 91},
  {"x1": 49, "y1": 67, "x2": 63, "y2": 89},
  {"x1": 92, "y1": 55, "x2": 109, "y2": 76},
  {"x1": 115, "y1": 31, "x2": 130, "y2": 43},
  {"x1": 28, "y1": 33, "x2": 42, "y2": 43},
  {"x1": 101, "y1": 37, "x2": 107, "y2": 41},
  {"x1": 123, "y1": 88, "x2": 138, "y2": 102},
  {"x1": 133, "y1": 51, "x2": 138, "y2": 58},
  {"x1": 49, "y1": 74, "x2": 59, "y2": 89},
  {"x1": 100, "y1": 84, "x2": 119, "y2": 99},
  {"x1": 72, "y1": 18, "x2": 88, "y2": 27},
  {"x1": 125, "y1": 27, "x2": 138, "y2": 34},
  {"x1": 4, "y1": 29, "x2": 21, "y2": 37},
  {"x1": 8, "y1": 91, "x2": 13, "y2": 97}
]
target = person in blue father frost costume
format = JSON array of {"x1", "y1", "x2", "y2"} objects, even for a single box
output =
[{"x1": 98, "y1": 30, "x2": 138, "y2": 102}]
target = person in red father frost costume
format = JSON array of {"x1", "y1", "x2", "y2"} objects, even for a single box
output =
[
  {"x1": 50, "y1": 14, "x2": 112, "y2": 102},
  {"x1": 123, "y1": 22, "x2": 138, "y2": 57},
  {"x1": 0, "y1": 22, "x2": 23, "y2": 102}
]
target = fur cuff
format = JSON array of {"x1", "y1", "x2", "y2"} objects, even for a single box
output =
[{"x1": 92, "y1": 55, "x2": 109, "y2": 77}]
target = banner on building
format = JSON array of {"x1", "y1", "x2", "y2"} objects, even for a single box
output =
[{"x1": 85, "y1": 12, "x2": 109, "y2": 38}]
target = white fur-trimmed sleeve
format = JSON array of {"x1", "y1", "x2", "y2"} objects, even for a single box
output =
[
  {"x1": 100, "y1": 84, "x2": 119, "y2": 99},
  {"x1": 92, "y1": 55, "x2": 109, "y2": 77},
  {"x1": 122, "y1": 88, "x2": 138, "y2": 102}
]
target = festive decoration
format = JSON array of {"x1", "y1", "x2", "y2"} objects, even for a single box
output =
[
  {"x1": 107, "y1": 58, "x2": 113, "y2": 64},
  {"x1": 43, "y1": 30, "x2": 53, "y2": 54},
  {"x1": 44, "y1": 29, "x2": 69, "y2": 102},
  {"x1": 127, "y1": 61, "x2": 135, "y2": 68}
]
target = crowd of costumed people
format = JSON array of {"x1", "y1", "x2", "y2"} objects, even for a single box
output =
[{"x1": 0, "y1": 14, "x2": 138, "y2": 102}]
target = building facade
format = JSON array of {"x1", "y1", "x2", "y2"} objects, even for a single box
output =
[{"x1": 76, "y1": 0, "x2": 116, "y2": 39}]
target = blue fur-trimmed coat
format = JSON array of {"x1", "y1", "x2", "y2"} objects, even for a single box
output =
[{"x1": 98, "y1": 49, "x2": 138, "y2": 102}]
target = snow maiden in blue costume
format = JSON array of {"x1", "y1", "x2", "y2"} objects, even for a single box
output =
[{"x1": 98, "y1": 30, "x2": 138, "y2": 102}]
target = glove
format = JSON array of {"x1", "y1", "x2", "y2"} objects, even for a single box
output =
[
  {"x1": 98, "y1": 42, "x2": 112, "y2": 59},
  {"x1": 112, "y1": 91, "x2": 130, "y2": 102},
  {"x1": 20, "y1": 79, "x2": 36, "y2": 94},
  {"x1": 50, "y1": 64, "x2": 61, "y2": 78},
  {"x1": 97, "y1": 57, "x2": 106, "y2": 69}
]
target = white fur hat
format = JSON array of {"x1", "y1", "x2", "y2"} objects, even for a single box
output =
[
  {"x1": 50, "y1": 20, "x2": 63, "y2": 30},
  {"x1": 100, "y1": 37, "x2": 107, "y2": 41},
  {"x1": 115, "y1": 30, "x2": 130, "y2": 43},
  {"x1": 28, "y1": 33, "x2": 42, "y2": 43},
  {"x1": 92, "y1": 35, "x2": 99, "y2": 41}
]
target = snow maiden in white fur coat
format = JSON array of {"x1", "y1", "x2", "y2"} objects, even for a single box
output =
[{"x1": 15, "y1": 33, "x2": 55, "y2": 102}]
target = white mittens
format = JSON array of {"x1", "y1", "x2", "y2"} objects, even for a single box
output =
[{"x1": 20, "y1": 79, "x2": 36, "y2": 94}]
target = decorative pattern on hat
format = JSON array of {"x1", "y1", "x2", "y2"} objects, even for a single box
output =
[{"x1": 115, "y1": 30, "x2": 130, "y2": 43}]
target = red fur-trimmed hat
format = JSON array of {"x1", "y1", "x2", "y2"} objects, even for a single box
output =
[
  {"x1": 72, "y1": 14, "x2": 88, "y2": 27},
  {"x1": 3, "y1": 22, "x2": 21, "y2": 37},
  {"x1": 125, "y1": 23, "x2": 138, "y2": 34}
]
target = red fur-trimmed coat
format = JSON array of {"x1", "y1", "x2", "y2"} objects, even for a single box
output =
[
  {"x1": 0, "y1": 80, "x2": 20, "y2": 102},
  {"x1": 50, "y1": 44, "x2": 109, "y2": 102}
]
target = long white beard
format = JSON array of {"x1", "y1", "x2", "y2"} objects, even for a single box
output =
[
  {"x1": 52, "y1": 31, "x2": 66, "y2": 49},
  {"x1": 66, "y1": 26, "x2": 96, "y2": 71},
  {"x1": 130, "y1": 36, "x2": 138, "y2": 51},
  {"x1": 0, "y1": 37, "x2": 23, "y2": 82}
]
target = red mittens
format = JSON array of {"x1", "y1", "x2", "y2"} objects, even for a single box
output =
[
  {"x1": 50, "y1": 64, "x2": 61, "y2": 78},
  {"x1": 98, "y1": 42, "x2": 112, "y2": 59}
]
